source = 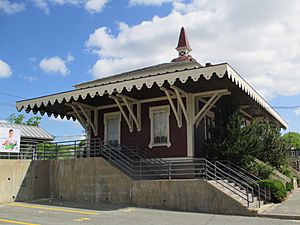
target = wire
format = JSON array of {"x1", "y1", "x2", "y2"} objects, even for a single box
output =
[
  {"x1": 0, "y1": 101, "x2": 16, "y2": 108},
  {"x1": 273, "y1": 106, "x2": 300, "y2": 109},
  {"x1": 0, "y1": 92, "x2": 25, "y2": 99}
]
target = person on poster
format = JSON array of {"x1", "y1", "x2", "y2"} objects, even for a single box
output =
[{"x1": 2, "y1": 129, "x2": 17, "y2": 150}]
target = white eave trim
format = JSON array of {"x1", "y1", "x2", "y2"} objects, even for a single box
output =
[{"x1": 16, "y1": 63, "x2": 288, "y2": 129}]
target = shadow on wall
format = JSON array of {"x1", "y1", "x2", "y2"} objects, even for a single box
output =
[
  {"x1": 0, "y1": 158, "x2": 255, "y2": 216},
  {"x1": 0, "y1": 160, "x2": 50, "y2": 202}
]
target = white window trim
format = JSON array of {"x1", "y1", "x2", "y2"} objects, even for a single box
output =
[
  {"x1": 149, "y1": 105, "x2": 171, "y2": 148},
  {"x1": 104, "y1": 111, "x2": 121, "y2": 144}
]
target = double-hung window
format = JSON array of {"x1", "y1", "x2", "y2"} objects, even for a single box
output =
[
  {"x1": 149, "y1": 105, "x2": 171, "y2": 148},
  {"x1": 104, "y1": 112, "x2": 121, "y2": 146}
]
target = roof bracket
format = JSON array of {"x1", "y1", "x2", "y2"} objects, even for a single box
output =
[
  {"x1": 194, "y1": 89, "x2": 231, "y2": 127},
  {"x1": 110, "y1": 94, "x2": 141, "y2": 132},
  {"x1": 170, "y1": 85, "x2": 189, "y2": 123},
  {"x1": 66, "y1": 102, "x2": 98, "y2": 136},
  {"x1": 160, "y1": 87, "x2": 182, "y2": 128}
]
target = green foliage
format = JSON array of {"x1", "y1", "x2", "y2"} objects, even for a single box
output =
[
  {"x1": 7, "y1": 113, "x2": 25, "y2": 125},
  {"x1": 26, "y1": 116, "x2": 42, "y2": 126},
  {"x1": 255, "y1": 122, "x2": 289, "y2": 169},
  {"x1": 279, "y1": 165, "x2": 293, "y2": 179},
  {"x1": 6, "y1": 113, "x2": 42, "y2": 126},
  {"x1": 286, "y1": 182, "x2": 293, "y2": 192},
  {"x1": 203, "y1": 107, "x2": 261, "y2": 166},
  {"x1": 246, "y1": 161, "x2": 274, "y2": 179},
  {"x1": 258, "y1": 179, "x2": 287, "y2": 203},
  {"x1": 203, "y1": 107, "x2": 289, "y2": 171},
  {"x1": 283, "y1": 132, "x2": 300, "y2": 149}
]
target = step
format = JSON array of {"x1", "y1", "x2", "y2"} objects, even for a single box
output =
[{"x1": 209, "y1": 180, "x2": 266, "y2": 208}]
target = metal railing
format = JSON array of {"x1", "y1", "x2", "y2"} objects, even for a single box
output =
[
  {"x1": 220, "y1": 160, "x2": 271, "y2": 202},
  {"x1": 215, "y1": 161, "x2": 271, "y2": 207},
  {"x1": 99, "y1": 145, "x2": 256, "y2": 207},
  {"x1": 0, "y1": 139, "x2": 102, "y2": 160},
  {"x1": 0, "y1": 138, "x2": 267, "y2": 207}
]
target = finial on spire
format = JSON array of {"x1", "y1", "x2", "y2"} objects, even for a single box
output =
[{"x1": 172, "y1": 27, "x2": 196, "y2": 63}]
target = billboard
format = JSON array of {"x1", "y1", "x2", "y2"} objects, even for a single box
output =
[{"x1": 0, "y1": 128, "x2": 21, "y2": 153}]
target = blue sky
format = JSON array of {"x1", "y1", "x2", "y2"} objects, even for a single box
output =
[{"x1": 0, "y1": 0, "x2": 300, "y2": 139}]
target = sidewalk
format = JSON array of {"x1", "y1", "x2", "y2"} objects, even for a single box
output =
[{"x1": 259, "y1": 188, "x2": 300, "y2": 220}]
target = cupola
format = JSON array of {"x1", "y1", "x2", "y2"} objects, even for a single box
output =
[{"x1": 171, "y1": 27, "x2": 196, "y2": 63}]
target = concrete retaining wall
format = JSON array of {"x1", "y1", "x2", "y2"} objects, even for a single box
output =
[
  {"x1": 0, "y1": 158, "x2": 254, "y2": 216},
  {"x1": 49, "y1": 158, "x2": 132, "y2": 204},
  {"x1": 0, "y1": 160, "x2": 49, "y2": 202},
  {"x1": 132, "y1": 180, "x2": 253, "y2": 216},
  {"x1": 48, "y1": 158, "x2": 254, "y2": 216}
]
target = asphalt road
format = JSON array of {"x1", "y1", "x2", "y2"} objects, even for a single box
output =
[{"x1": 0, "y1": 200, "x2": 299, "y2": 225}]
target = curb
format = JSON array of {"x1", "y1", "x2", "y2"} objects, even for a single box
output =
[{"x1": 259, "y1": 213, "x2": 300, "y2": 220}]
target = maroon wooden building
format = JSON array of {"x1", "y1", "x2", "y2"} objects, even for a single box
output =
[{"x1": 16, "y1": 28, "x2": 287, "y2": 159}]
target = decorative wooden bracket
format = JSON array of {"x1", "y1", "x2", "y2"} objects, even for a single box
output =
[
  {"x1": 109, "y1": 94, "x2": 141, "y2": 132},
  {"x1": 160, "y1": 87, "x2": 183, "y2": 128},
  {"x1": 193, "y1": 89, "x2": 231, "y2": 127},
  {"x1": 66, "y1": 102, "x2": 99, "y2": 136}
]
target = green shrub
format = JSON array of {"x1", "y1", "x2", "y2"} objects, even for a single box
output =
[
  {"x1": 279, "y1": 165, "x2": 293, "y2": 179},
  {"x1": 286, "y1": 182, "x2": 293, "y2": 192},
  {"x1": 258, "y1": 179, "x2": 287, "y2": 203},
  {"x1": 247, "y1": 161, "x2": 274, "y2": 179}
]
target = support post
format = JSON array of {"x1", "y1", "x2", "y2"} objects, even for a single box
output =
[{"x1": 186, "y1": 93, "x2": 194, "y2": 157}]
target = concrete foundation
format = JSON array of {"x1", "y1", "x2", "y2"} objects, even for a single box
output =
[
  {"x1": 0, "y1": 158, "x2": 255, "y2": 216},
  {"x1": 0, "y1": 160, "x2": 49, "y2": 202}
]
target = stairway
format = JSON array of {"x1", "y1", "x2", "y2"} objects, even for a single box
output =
[
  {"x1": 98, "y1": 142, "x2": 269, "y2": 208},
  {"x1": 209, "y1": 179, "x2": 264, "y2": 208}
]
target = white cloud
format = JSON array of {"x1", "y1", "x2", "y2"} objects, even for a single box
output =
[
  {"x1": 23, "y1": 75, "x2": 38, "y2": 82},
  {"x1": 49, "y1": 116, "x2": 81, "y2": 128},
  {"x1": 0, "y1": 0, "x2": 25, "y2": 14},
  {"x1": 129, "y1": 0, "x2": 174, "y2": 6},
  {"x1": 85, "y1": 0, "x2": 107, "y2": 13},
  {"x1": 32, "y1": 0, "x2": 108, "y2": 14},
  {"x1": 32, "y1": 0, "x2": 50, "y2": 14},
  {"x1": 66, "y1": 52, "x2": 74, "y2": 62},
  {"x1": 86, "y1": 0, "x2": 300, "y2": 99},
  {"x1": 294, "y1": 108, "x2": 300, "y2": 116},
  {"x1": 39, "y1": 54, "x2": 74, "y2": 76},
  {"x1": 0, "y1": 59, "x2": 12, "y2": 78}
]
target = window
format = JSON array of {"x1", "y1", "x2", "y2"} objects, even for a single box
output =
[
  {"x1": 149, "y1": 106, "x2": 171, "y2": 148},
  {"x1": 204, "y1": 112, "x2": 215, "y2": 140},
  {"x1": 104, "y1": 112, "x2": 121, "y2": 146}
]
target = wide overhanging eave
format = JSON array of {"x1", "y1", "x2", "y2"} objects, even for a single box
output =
[{"x1": 16, "y1": 63, "x2": 288, "y2": 128}]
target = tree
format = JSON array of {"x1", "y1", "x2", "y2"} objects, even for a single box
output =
[
  {"x1": 255, "y1": 122, "x2": 289, "y2": 168},
  {"x1": 6, "y1": 113, "x2": 42, "y2": 126},
  {"x1": 6, "y1": 113, "x2": 25, "y2": 124},
  {"x1": 203, "y1": 107, "x2": 289, "y2": 169},
  {"x1": 203, "y1": 107, "x2": 261, "y2": 166},
  {"x1": 282, "y1": 132, "x2": 300, "y2": 149}
]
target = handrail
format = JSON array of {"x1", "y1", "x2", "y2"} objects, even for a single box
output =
[
  {"x1": 219, "y1": 160, "x2": 261, "y2": 181},
  {"x1": 216, "y1": 160, "x2": 271, "y2": 204},
  {"x1": 204, "y1": 159, "x2": 254, "y2": 205},
  {"x1": 2, "y1": 138, "x2": 267, "y2": 207}
]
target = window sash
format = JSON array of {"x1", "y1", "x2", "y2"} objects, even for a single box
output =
[
  {"x1": 149, "y1": 106, "x2": 170, "y2": 148},
  {"x1": 104, "y1": 112, "x2": 121, "y2": 145}
]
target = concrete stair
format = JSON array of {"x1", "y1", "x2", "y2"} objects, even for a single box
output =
[{"x1": 209, "y1": 180, "x2": 265, "y2": 209}]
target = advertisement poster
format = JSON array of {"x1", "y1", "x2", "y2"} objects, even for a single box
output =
[{"x1": 0, "y1": 128, "x2": 21, "y2": 153}]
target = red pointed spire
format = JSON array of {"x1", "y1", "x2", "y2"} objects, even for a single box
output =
[
  {"x1": 176, "y1": 27, "x2": 192, "y2": 51},
  {"x1": 172, "y1": 27, "x2": 196, "y2": 63}
]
